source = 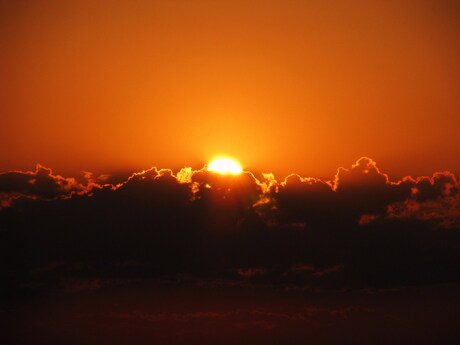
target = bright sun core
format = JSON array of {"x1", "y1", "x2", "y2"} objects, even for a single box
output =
[{"x1": 208, "y1": 158, "x2": 243, "y2": 175}]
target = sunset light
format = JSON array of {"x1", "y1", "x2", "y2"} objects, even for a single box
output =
[
  {"x1": 3, "y1": 1, "x2": 460, "y2": 344},
  {"x1": 208, "y1": 158, "x2": 243, "y2": 175}
]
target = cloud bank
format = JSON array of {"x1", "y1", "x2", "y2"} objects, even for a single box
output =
[
  {"x1": 1, "y1": 158, "x2": 460, "y2": 299},
  {"x1": 2, "y1": 157, "x2": 458, "y2": 228}
]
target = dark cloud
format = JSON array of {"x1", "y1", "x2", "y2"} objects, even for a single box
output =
[
  {"x1": 272, "y1": 157, "x2": 460, "y2": 229},
  {"x1": 0, "y1": 164, "x2": 97, "y2": 207},
  {"x1": 3, "y1": 158, "x2": 457, "y2": 228},
  {"x1": 383, "y1": 171, "x2": 460, "y2": 228},
  {"x1": 411, "y1": 172, "x2": 458, "y2": 202},
  {"x1": 274, "y1": 157, "x2": 413, "y2": 226},
  {"x1": 1, "y1": 158, "x2": 460, "y2": 304}
]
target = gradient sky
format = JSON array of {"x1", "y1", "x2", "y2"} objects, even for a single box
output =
[{"x1": 1, "y1": 0, "x2": 459, "y2": 178}]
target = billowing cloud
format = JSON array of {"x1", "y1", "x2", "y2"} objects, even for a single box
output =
[
  {"x1": 1, "y1": 158, "x2": 459, "y2": 229},
  {"x1": 387, "y1": 172, "x2": 460, "y2": 228},
  {"x1": 1, "y1": 157, "x2": 460, "y2": 300},
  {"x1": 274, "y1": 157, "x2": 412, "y2": 227},
  {"x1": 0, "y1": 164, "x2": 99, "y2": 207}
]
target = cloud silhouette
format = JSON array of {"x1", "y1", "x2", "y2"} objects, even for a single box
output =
[
  {"x1": 0, "y1": 164, "x2": 97, "y2": 207},
  {"x1": 273, "y1": 157, "x2": 412, "y2": 227},
  {"x1": 387, "y1": 171, "x2": 460, "y2": 228},
  {"x1": 1, "y1": 157, "x2": 460, "y2": 302},
  {"x1": 3, "y1": 157, "x2": 457, "y2": 228}
]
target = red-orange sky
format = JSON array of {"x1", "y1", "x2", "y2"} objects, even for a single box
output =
[{"x1": 1, "y1": 0, "x2": 459, "y2": 178}]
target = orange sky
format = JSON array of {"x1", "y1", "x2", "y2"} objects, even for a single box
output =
[{"x1": 1, "y1": 0, "x2": 459, "y2": 178}]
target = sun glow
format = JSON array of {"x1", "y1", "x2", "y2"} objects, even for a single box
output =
[{"x1": 208, "y1": 158, "x2": 243, "y2": 175}]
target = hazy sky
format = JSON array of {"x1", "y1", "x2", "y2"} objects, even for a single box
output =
[{"x1": 1, "y1": 0, "x2": 459, "y2": 178}]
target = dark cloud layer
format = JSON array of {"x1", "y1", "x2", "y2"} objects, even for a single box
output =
[
  {"x1": 0, "y1": 164, "x2": 98, "y2": 207},
  {"x1": 1, "y1": 158, "x2": 460, "y2": 304}
]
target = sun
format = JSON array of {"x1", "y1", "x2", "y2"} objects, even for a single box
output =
[{"x1": 208, "y1": 157, "x2": 243, "y2": 175}]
